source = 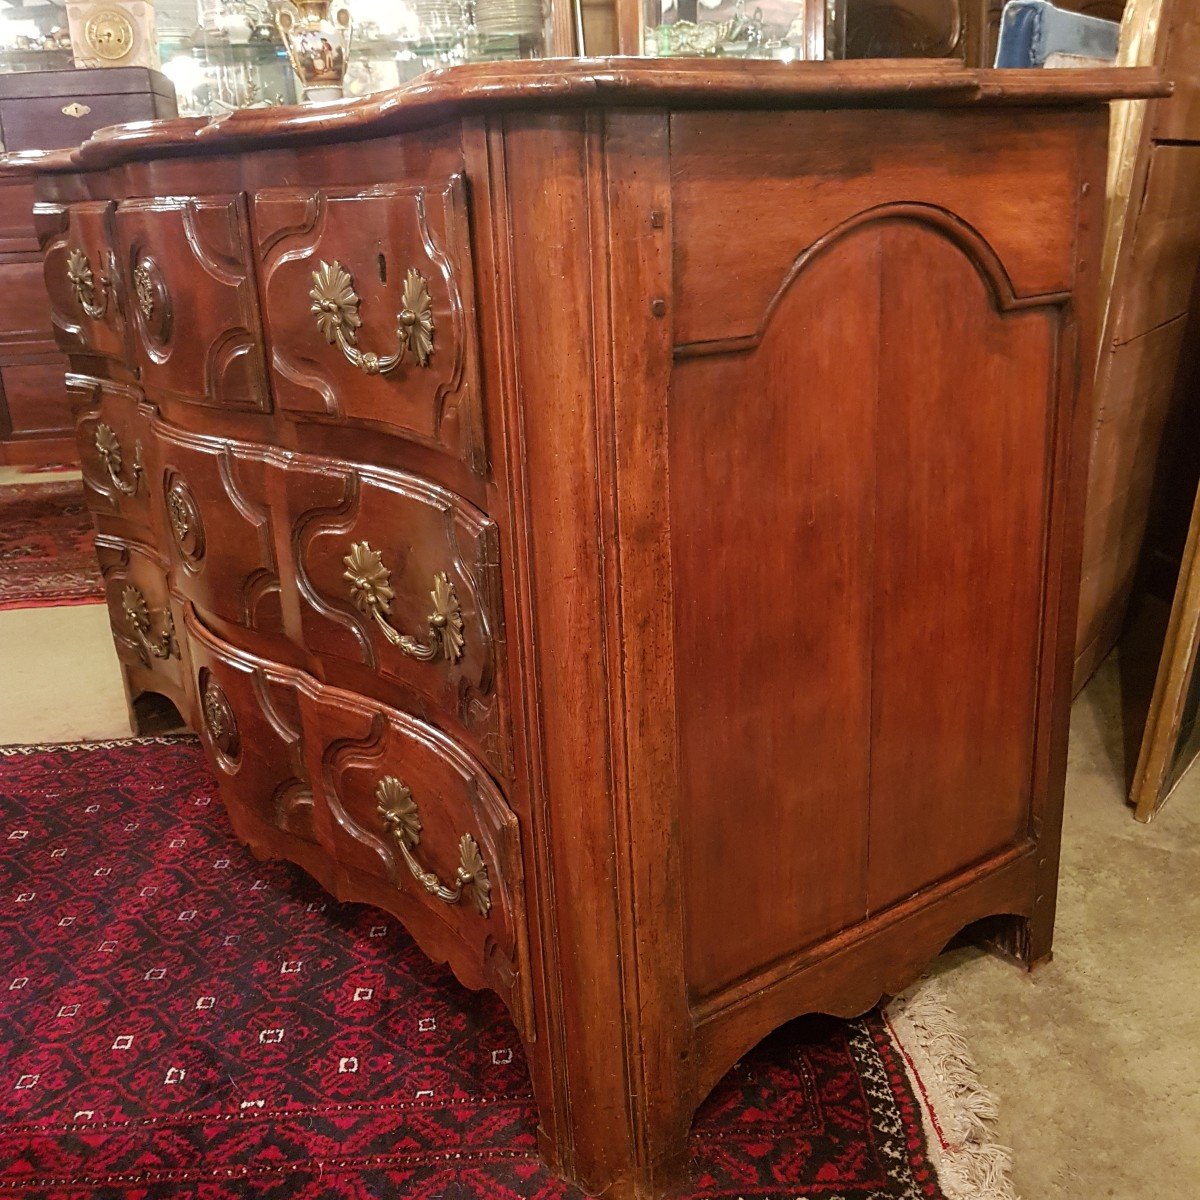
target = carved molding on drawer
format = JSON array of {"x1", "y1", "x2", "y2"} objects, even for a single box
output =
[
  {"x1": 254, "y1": 177, "x2": 485, "y2": 475},
  {"x1": 189, "y1": 633, "x2": 319, "y2": 849},
  {"x1": 155, "y1": 422, "x2": 283, "y2": 632},
  {"x1": 290, "y1": 462, "x2": 507, "y2": 773},
  {"x1": 183, "y1": 602, "x2": 529, "y2": 1039},
  {"x1": 115, "y1": 196, "x2": 270, "y2": 411}
]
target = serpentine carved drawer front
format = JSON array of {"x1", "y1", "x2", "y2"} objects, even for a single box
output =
[
  {"x1": 254, "y1": 178, "x2": 484, "y2": 474},
  {"x1": 72, "y1": 376, "x2": 155, "y2": 533},
  {"x1": 94, "y1": 533, "x2": 184, "y2": 693},
  {"x1": 182, "y1": 609, "x2": 528, "y2": 1034},
  {"x1": 287, "y1": 457, "x2": 507, "y2": 775},
  {"x1": 153, "y1": 420, "x2": 285, "y2": 637},
  {"x1": 298, "y1": 679, "x2": 528, "y2": 1031},
  {"x1": 186, "y1": 610, "x2": 322, "y2": 855},
  {"x1": 36, "y1": 200, "x2": 127, "y2": 363},
  {"x1": 112, "y1": 196, "x2": 270, "y2": 412}
]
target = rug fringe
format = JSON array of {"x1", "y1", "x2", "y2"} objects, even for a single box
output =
[
  {"x1": 0, "y1": 734, "x2": 197, "y2": 755},
  {"x1": 886, "y1": 982, "x2": 1020, "y2": 1200}
]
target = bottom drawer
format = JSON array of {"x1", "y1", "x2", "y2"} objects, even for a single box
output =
[
  {"x1": 184, "y1": 611, "x2": 530, "y2": 1034},
  {"x1": 96, "y1": 533, "x2": 186, "y2": 700},
  {"x1": 185, "y1": 614, "x2": 321, "y2": 853}
]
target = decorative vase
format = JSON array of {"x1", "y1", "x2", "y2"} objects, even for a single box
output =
[{"x1": 274, "y1": 0, "x2": 352, "y2": 102}]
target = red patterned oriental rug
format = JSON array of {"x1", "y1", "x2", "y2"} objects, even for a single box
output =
[
  {"x1": 0, "y1": 739, "x2": 1017, "y2": 1200},
  {"x1": 0, "y1": 481, "x2": 103, "y2": 611}
]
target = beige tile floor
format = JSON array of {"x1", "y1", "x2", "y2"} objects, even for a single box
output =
[
  {"x1": 0, "y1": 490, "x2": 1195, "y2": 1195},
  {"x1": 0, "y1": 465, "x2": 82, "y2": 486},
  {"x1": 934, "y1": 666, "x2": 1200, "y2": 1199},
  {"x1": 0, "y1": 603, "x2": 133, "y2": 744},
  {"x1": 0, "y1": 469, "x2": 133, "y2": 743}
]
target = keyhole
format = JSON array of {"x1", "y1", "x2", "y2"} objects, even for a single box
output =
[{"x1": 377, "y1": 253, "x2": 387, "y2": 284}]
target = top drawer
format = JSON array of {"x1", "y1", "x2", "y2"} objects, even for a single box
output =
[
  {"x1": 36, "y1": 200, "x2": 128, "y2": 364},
  {"x1": 254, "y1": 177, "x2": 485, "y2": 475},
  {"x1": 113, "y1": 195, "x2": 270, "y2": 412}
]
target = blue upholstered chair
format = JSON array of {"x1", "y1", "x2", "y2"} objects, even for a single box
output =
[{"x1": 994, "y1": 0, "x2": 1120, "y2": 67}]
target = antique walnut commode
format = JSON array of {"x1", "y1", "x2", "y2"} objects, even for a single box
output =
[{"x1": 5, "y1": 59, "x2": 1164, "y2": 1199}]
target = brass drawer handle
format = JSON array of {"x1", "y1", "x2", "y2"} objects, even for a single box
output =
[
  {"x1": 121, "y1": 585, "x2": 179, "y2": 666},
  {"x1": 310, "y1": 260, "x2": 434, "y2": 375},
  {"x1": 66, "y1": 247, "x2": 112, "y2": 319},
  {"x1": 94, "y1": 422, "x2": 143, "y2": 496},
  {"x1": 375, "y1": 776, "x2": 491, "y2": 917},
  {"x1": 343, "y1": 541, "x2": 465, "y2": 664}
]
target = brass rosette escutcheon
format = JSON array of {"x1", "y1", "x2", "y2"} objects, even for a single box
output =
[
  {"x1": 134, "y1": 262, "x2": 154, "y2": 318},
  {"x1": 165, "y1": 476, "x2": 205, "y2": 565},
  {"x1": 131, "y1": 255, "x2": 173, "y2": 347},
  {"x1": 309, "y1": 260, "x2": 434, "y2": 375},
  {"x1": 342, "y1": 541, "x2": 465, "y2": 664},
  {"x1": 375, "y1": 775, "x2": 491, "y2": 917},
  {"x1": 201, "y1": 676, "x2": 240, "y2": 760}
]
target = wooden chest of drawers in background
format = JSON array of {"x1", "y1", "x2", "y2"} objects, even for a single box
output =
[
  {"x1": 0, "y1": 68, "x2": 175, "y2": 466},
  {"x1": 6, "y1": 60, "x2": 1165, "y2": 1200}
]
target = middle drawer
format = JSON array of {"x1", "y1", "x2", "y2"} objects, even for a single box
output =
[{"x1": 154, "y1": 423, "x2": 508, "y2": 775}]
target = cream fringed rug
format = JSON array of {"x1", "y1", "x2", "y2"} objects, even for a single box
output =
[{"x1": 887, "y1": 983, "x2": 1020, "y2": 1200}]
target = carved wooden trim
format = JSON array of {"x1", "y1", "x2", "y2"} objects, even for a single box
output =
[
  {"x1": 675, "y1": 201, "x2": 1072, "y2": 360},
  {"x1": 690, "y1": 845, "x2": 1038, "y2": 1111}
]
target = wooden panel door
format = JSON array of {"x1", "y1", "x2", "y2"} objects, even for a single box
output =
[
  {"x1": 866, "y1": 220, "x2": 1057, "y2": 911},
  {"x1": 0, "y1": 258, "x2": 54, "y2": 355},
  {"x1": 670, "y1": 211, "x2": 1062, "y2": 996}
]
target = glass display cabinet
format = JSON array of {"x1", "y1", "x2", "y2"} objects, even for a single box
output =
[
  {"x1": 0, "y1": 0, "x2": 571, "y2": 116},
  {"x1": 155, "y1": 0, "x2": 569, "y2": 116},
  {"x1": 0, "y1": 1, "x2": 74, "y2": 74},
  {"x1": 635, "y1": 0, "x2": 832, "y2": 58}
]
